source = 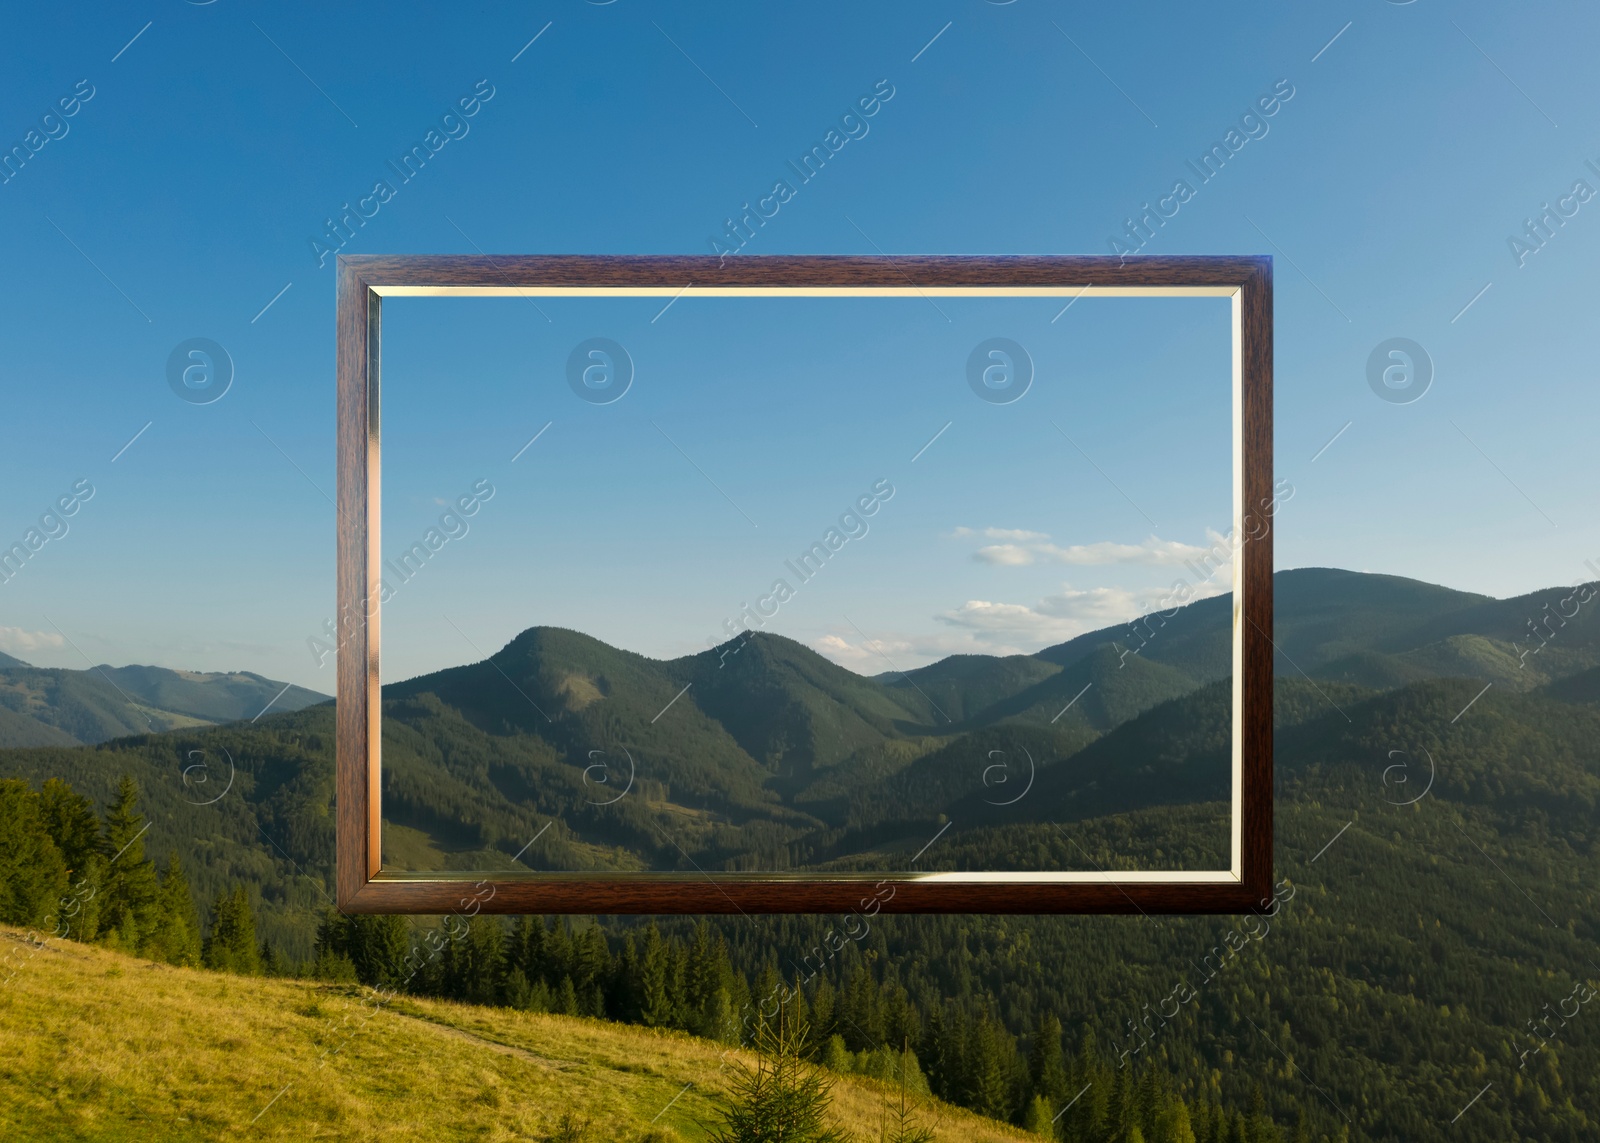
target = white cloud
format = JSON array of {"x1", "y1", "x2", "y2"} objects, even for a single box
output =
[
  {"x1": 971, "y1": 544, "x2": 1038, "y2": 566},
  {"x1": 1037, "y1": 585, "x2": 1168, "y2": 623},
  {"x1": 951, "y1": 526, "x2": 1051, "y2": 542},
  {"x1": 815, "y1": 527, "x2": 1241, "y2": 673},
  {"x1": 813, "y1": 570, "x2": 1234, "y2": 673},
  {"x1": 972, "y1": 533, "x2": 1224, "y2": 568},
  {"x1": 934, "y1": 583, "x2": 1172, "y2": 645},
  {"x1": 813, "y1": 627, "x2": 1045, "y2": 670},
  {"x1": 938, "y1": 599, "x2": 1083, "y2": 638},
  {"x1": 0, "y1": 627, "x2": 64, "y2": 657}
]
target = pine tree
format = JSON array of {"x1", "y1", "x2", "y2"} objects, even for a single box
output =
[
  {"x1": 557, "y1": 974, "x2": 580, "y2": 1015},
  {"x1": 1062, "y1": 1026, "x2": 1110, "y2": 1143},
  {"x1": 613, "y1": 934, "x2": 642, "y2": 1022},
  {"x1": 572, "y1": 923, "x2": 611, "y2": 999},
  {"x1": 0, "y1": 779, "x2": 70, "y2": 928},
  {"x1": 710, "y1": 1000, "x2": 848, "y2": 1143},
  {"x1": 546, "y1": 918, "x2": 574, "y2": 987},
  {"x1": 639, "y1": 923, "x2": 678, "y2": 1027},
  {"x1": 60, "y1": 856, "x2": 104, "y2": 945},
  {"x1": 441, "y1": 916, "x2": 503, "y2": 1004},
  {"x1": 841, "y1": 965, "x2": 883, "y2": 1049},
  {"x1": 99, "y1": 775, "x2": 161, "y2": 951},
  {"x1": 1030, "y1": 1014, "x2": 1069, "y2": 1109},
  {"x1": 706, "y1": 985, "x2": 740, "y2": 1043},
  {"x1": 1288, "y1": 1109, "x2": 1310, "y2": 1143},
  {"x1": 1151, "y1": 1098, "x2": 1197, "y2": 1143},
  {"x1": 505, "y1": 915, "x2": 544, "y2": 983},
  {"x1": 260, "y1": 940, "x2": 291, "y2": 976},
  {"x1": 1244, "y1": 1088, "x2": 1278, "y2": 1143},
  {"x1": 347, "y1": 914, "x2": 411, "y2": 989},
  {"x1": 753, "y1": 961, "x2": 785, "y2": 1043},
  {"x1": 686, "y1": 921, "x2": 720, "y2": 1027},
  {"x1": 810, "y1": 974, "x2": 838, "y2": 1043},
  {"x1": 1224, "y1": 1111, "x2": 1248, "y2": 1143},
  {"x1": 966, "y1": 1014, "x2": 1015, "y2": 1121},
  {"x1": 504, "y1": 965, "x2": 536, "y2": 1009},
  {"x1": 879, "y1": 974, "x2": 921, "y2": 1051},
  {"x1": 146, "y1": 851, "x2": 202, "y2": 966},
  {"x1": 1107, "y1": 1064, "x2": 1135, "y2": 1141},
  {"x1": 313, "y1": 908, "x2": 361, "y2": 980},
  {"x1": 37, "y1": 778, "x2": 101, "y2": 877},
  {"x1": 821, "y1": 1034, "x2": 854, "y2": 1074},
  {"x1": 1022, "y1": 1094, "x2": 1055, "y2": 1138},
  {"x1": 919, "y1": 1007, "x2": 958, "y2": 1105},
  {"x1": 881, "y1": 1043, "x2": 937, "y2": 1143},
  {"x1": 1136, "y1": 1065, "x2": 1164, "y2": 1140},
  {"x1": 203, "y1": 885, "x2": 260, "y2": 974}
]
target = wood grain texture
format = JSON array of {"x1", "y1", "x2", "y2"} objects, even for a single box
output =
[
  {"x1": 335, "y1": 260, "x2": 379, "y2": 909},
  {"x1": 351, "y1": 875, "x2": 1269, "y2": 916},
  {"x1": 340, "y1": 253, "x2": 1265, "y2": 290},
  {"x1": 1240, "y1": 258, "x2": 1275, "y2": 909},
  {"x1": 335, "y1": 254, "x2": 1274, "y2": 916}
]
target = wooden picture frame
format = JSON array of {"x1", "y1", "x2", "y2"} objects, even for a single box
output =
[{"x1": 335, "y1": 254, "x2": 1273, "y2": 915}]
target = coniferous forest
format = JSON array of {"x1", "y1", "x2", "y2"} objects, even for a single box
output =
[{"x1": 4, "y1": 568, "x2": 1600, "y2": 1142}]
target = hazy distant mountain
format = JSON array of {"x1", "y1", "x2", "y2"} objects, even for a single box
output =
[
  {"x1": 4, "y1": 567, "x2": 1596, "y2": 883},
  {"x1": 6, "y1": 568, "x2": 1600, "y2": 1141},
  {"x1": 1033, "y1": 567, "x2": 1598, "y2": 692},
  {"x1": 0, "y1": 662, "x2": 329, "y2": 747},
  {"x1": 355, "y1": 568, "x2": 1600, "y2": 874},
  {"x1": 0, "y1": 650, "x2": 30, "y2": 669}
]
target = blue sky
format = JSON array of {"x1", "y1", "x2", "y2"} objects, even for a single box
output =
[{"x1": 2, "y1": 1, "x2": 1597, "y2": 690}]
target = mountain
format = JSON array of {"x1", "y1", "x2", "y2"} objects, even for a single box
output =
[
  {"x1": 0, "y1": 662, "x2": 329, "y2": 747},
  {"x1": 880, "y1": 654, "x2": 1062, "y2": 723},
  {"x1": 959, "y1": 645, "x2": 1201, "y2": 732},
  {"x1": 1033, "y1": 568, "x2": 1495, "y2": 680},
  {"x1": 681, "y1": 630, "x2": 933, "y2": 780},
  {"x1": 0, "y1": 649, "x2": 30, "y2": 668},
  {"x1": 1031, "y1": 566, "x2": 1600, "y2": 694},
  {"x1": 0, "y1": 703, "x2": 78, "y2": 749},
  {"x1": 10, "y1": 657, "x2": 1597, "y2": 1140},
  {"x1": 1541, "y1": 662, "x2": 1600, "y2": 705},
  {"x1": 7, "y1": 567, "x2": 1600, "y2": 1140},
  {"x1": 10, "y1": 567, "x2": 1596, "y2": 885}
]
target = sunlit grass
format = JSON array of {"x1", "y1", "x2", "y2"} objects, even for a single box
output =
[{"x1": 0, "y1": 926, "x2": 1030, "y2": 1143}]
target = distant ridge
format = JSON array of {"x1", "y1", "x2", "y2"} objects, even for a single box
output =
[{"x1": 0, "y1": 661, "x2": 329, "y2": 747}]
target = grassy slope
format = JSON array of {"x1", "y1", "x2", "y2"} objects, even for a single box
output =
[{"x1": 0, "y1": 928, "x2": 1028, "y2": 1143}]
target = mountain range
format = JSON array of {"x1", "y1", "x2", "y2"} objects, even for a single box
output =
[
  {"x1": 0, "y1": 658, "x2": 329, "y2": 748},
  {"x1": 5, "y1": 565, "x2": 1600, "y2": 1141},
  {"x1": 2, "y1": 566, "x2": 1596, "y2": 886}
]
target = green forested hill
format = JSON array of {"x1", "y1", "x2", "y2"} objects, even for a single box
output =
[
  {"x1": 11, "y1": 672, "x2": 1593, "y2": 1140},
  {"x1": 882, "y1": 653, "x2": 1063, "y2": 723},
  {"x1": 0, "y1": 661, "x2": 328, "y2": 747},
  {"x1": 5, "y1": 570, "x2": 1600, "y2": 1141}
]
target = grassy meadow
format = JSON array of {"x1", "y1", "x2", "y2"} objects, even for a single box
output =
[{"x1": 0, "y1": 923, "x2": 1027, "y2": 1143}]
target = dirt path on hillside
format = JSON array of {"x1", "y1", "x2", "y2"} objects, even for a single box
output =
[{"x1": 388, "y1": 1008, "x2": 579, "y2": 1071}]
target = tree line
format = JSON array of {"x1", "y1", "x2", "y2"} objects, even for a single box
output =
[
  {"x1": 0, "y1": 771, "x2": 1285, "y2": 1141},
  {"x1": 0, "y1": 775, "x2": 258, "y2": 972}
]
